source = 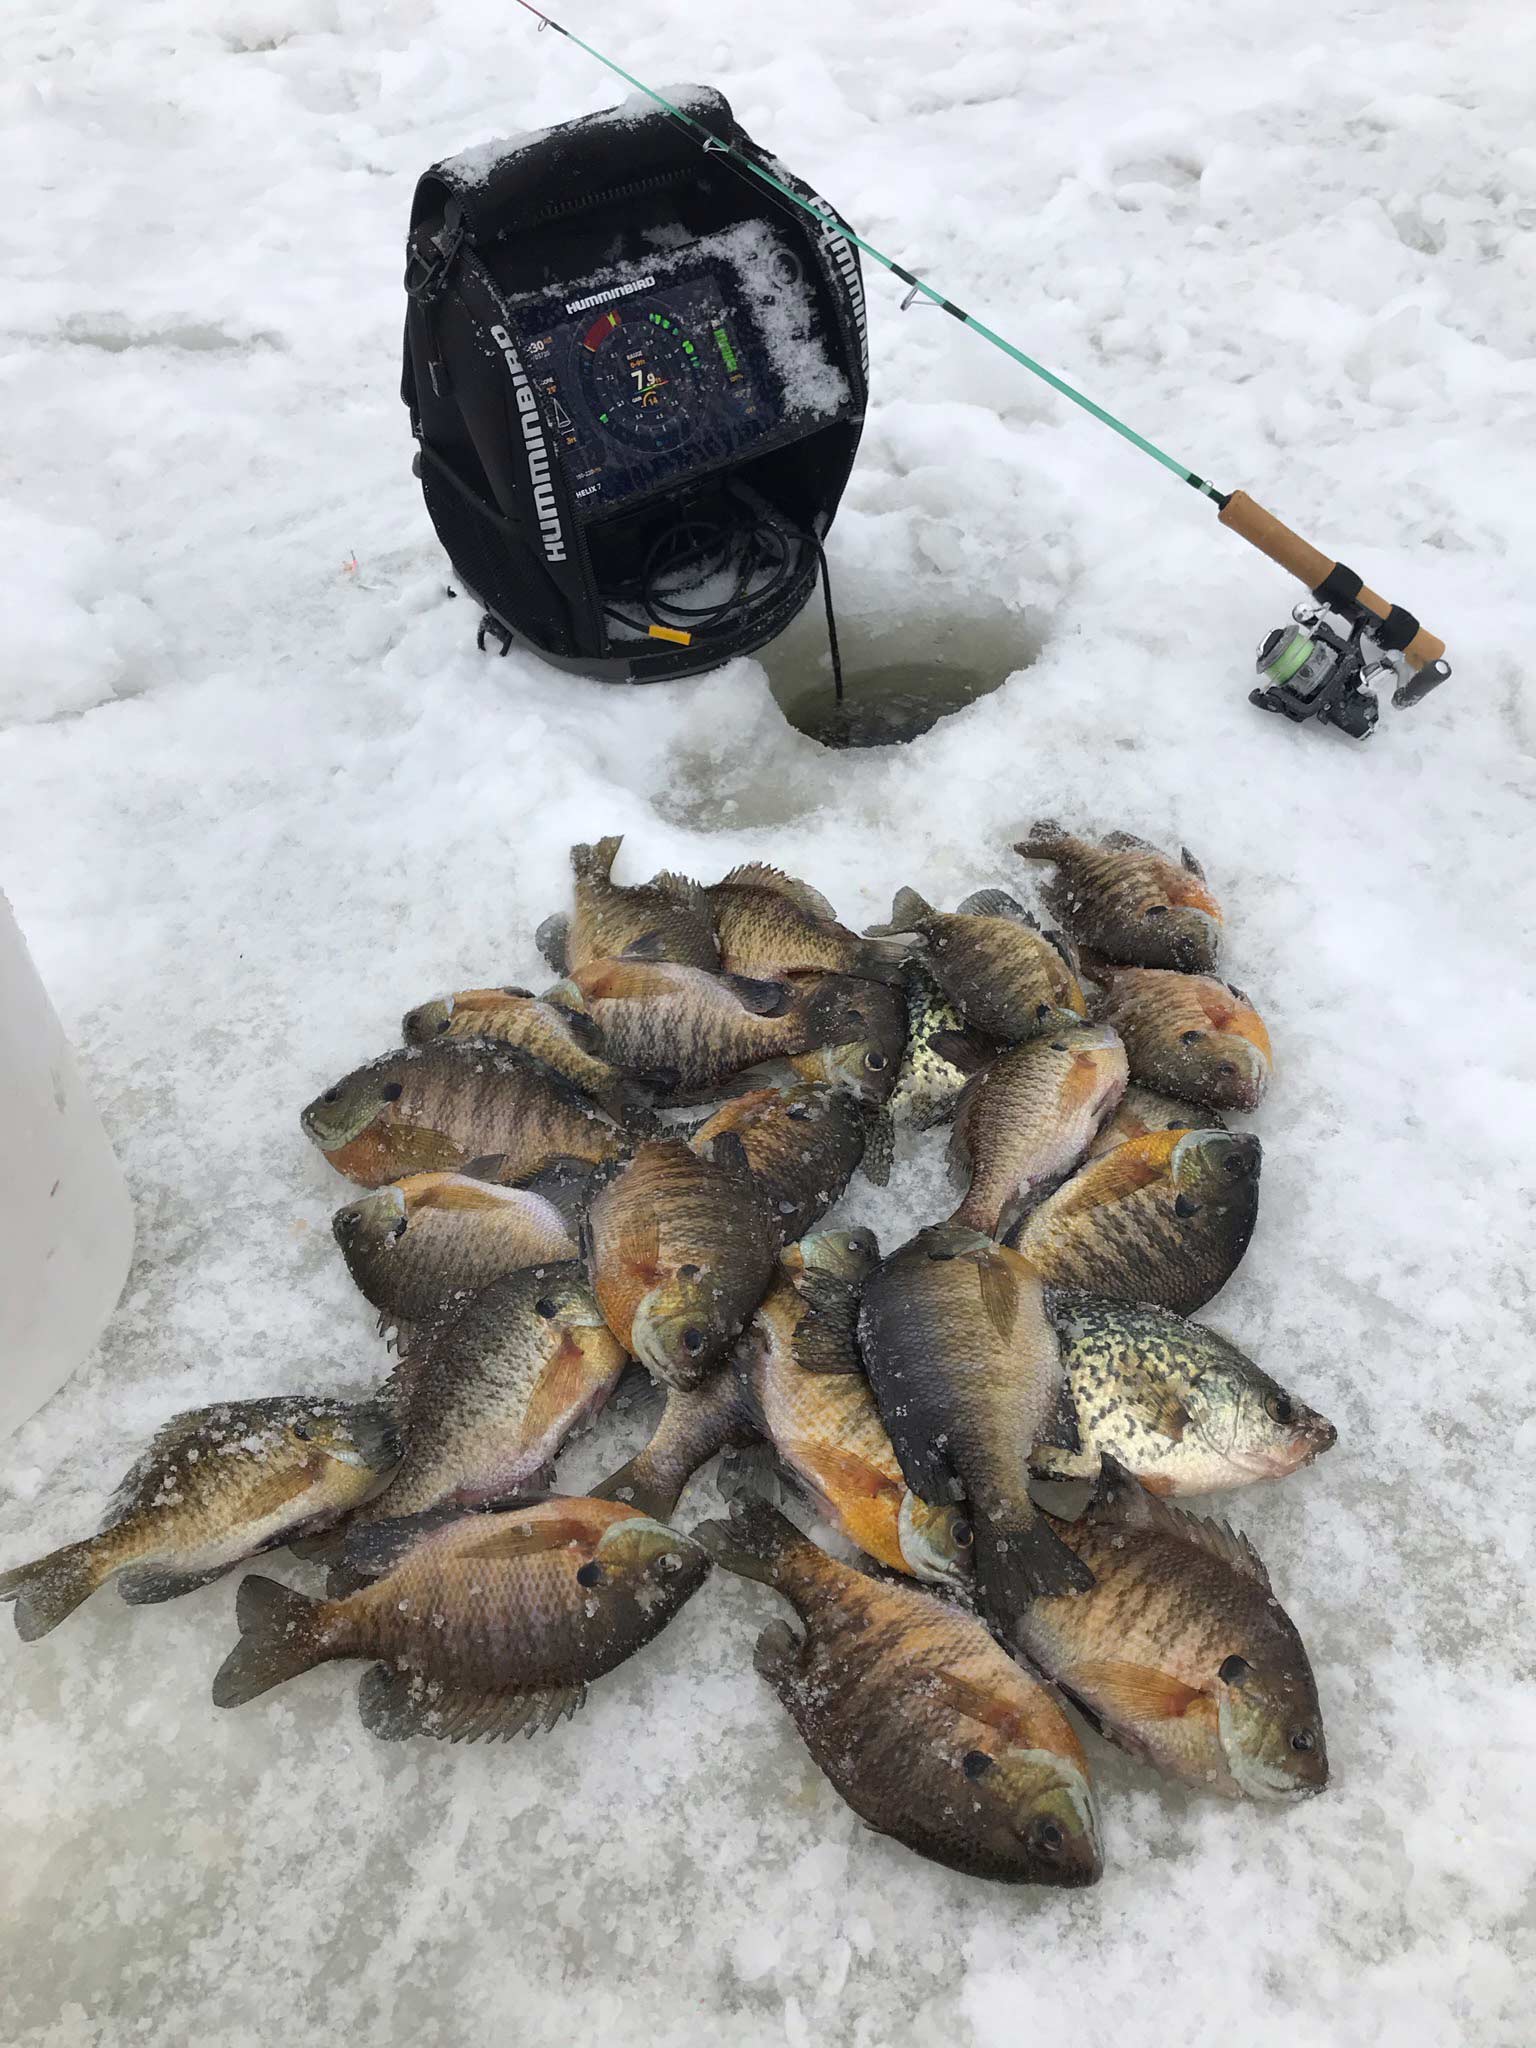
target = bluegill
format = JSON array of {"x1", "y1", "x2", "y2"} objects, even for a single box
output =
[
  {"x1": 213, "y1": 1497, "x2": 711, "y2": 1742},
  {"x1": 1, "y1": 1398, "x2": 398, "y2": 1639},
  {"x1": 1016, "y1": 822, "x2": 1224, "y2": 973},
  {"x1": 867, "y1": 888, "x2": 1086, "y2": 1042},
  {"x1": 1014, "y1": 1461, "x2": 1327, "y2": 1802},
  {"x1": 695, "y1": 1500, "x2": 1102, "y2": 1885}
]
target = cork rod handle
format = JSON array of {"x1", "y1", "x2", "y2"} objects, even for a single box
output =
[{"x1": 1218, "y1": 490, "x2": 1446, "y2": 671}]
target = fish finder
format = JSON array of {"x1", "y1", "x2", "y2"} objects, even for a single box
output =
[{"x1": 403, "y1": 90, "x2": 868, "y2": 683}]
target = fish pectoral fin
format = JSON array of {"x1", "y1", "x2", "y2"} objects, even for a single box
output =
[
  {"x1": 1132, "y1": 1384, "x2": 1192, "y2": 1443},
  {"x1": 324, "y1": 1503, "x2": 489, "y2": 1596},
  {"x1": 975, "y1": 1256, "x2": 1019, "y2": 1343},
  {"x1": 717, "y1": 1441, "x2": 786, "y2": 1507},
  {"x1": 357, "y1": 1665, "x2": 587, "y2": 1743},
  {"x1": 1067, "y1": 1660, "x2": 1207, "y2": 1723},
  {"x1": 725, "y1": 973, "x2": 793, "y2": 1018},
  {"x1": 116, "y1": 1560, "x2": 237, "y2": 1606},
  {"x1": 521, "y1": 1330, "x2": 625, "y2": 1442},
  {"x1": 927, "y1": 1665, "x2": 1028, "y2": 1741},
  {"x1": 793, "y1": 1443, "x2": 901, "y2": 1507},
  {"x1": 929, "y1": 1029, "x2": 993, "y2": 1076},
  {"x1": 457, "y1": 1513, "x2": 606, "y2": 1564},
  {"x1": 618, "y1": 929, "x2": 668, "y2": 962}
]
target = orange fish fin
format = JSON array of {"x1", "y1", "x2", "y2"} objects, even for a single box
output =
[
  {"x1": 457, "y1": 1513, "x2": 601, "y2": 1563},
  {"x1": 1068, "y1": 1659, "x2": 1205, "y2": 1722},
  {"x1": 521, "y1": 1332, "x2": 623, "y2": 1444},
  {"x1": 1037, "y1": 1131, "x2": 1180, "y2": 1219},
  {"x1": 792, "y1": 1441, "x2": 901, "y2": 1508}
]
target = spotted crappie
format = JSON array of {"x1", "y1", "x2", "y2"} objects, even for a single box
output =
[{"x1": 1034, "y1": 1295, "x2": 1336, "y2": 1496}]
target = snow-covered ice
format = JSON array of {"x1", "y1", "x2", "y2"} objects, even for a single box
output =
[{"x1": 2, "y1": 0, "x2": 1534, "y2": 2042}]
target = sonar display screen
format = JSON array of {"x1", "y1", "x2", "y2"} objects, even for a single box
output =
[{"x1": 510, "y1": 266, "x2": 787, "y2": 514}]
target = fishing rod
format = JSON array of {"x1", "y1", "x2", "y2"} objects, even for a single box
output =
[{"x1": 512, "y1": 0, "x2": 1450, "y2": 737}]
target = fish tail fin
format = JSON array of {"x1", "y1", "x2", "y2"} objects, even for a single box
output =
[
  {"x1": 1014, "y1": 820, "x2": 1071, "y2": 862},
  {"x1": 590, "y1": 1452, "x2": 684, "y2": 1524},
  {"x1": 852, "y1": 936, "x2": 914, "y2": 983},
  {"x1": 972, "y1": 1506, "x2": 1093, "y2": 1630},
  {"x1": 211, "y1": 1575, "x2": 328, "y2": 1709},
  {"x1": 571, "y1": 835, "x2": 622, "y2": 884},
  {"x1": 0, "y1": 1535, "x2": 110, "y2": 1641},
  {"x1": 691, "y1": 1497, "x2": 823, "y2": 1591},
  {"x1": 865, "y1": 887, "x2": 933, "y2": 937},
  {"x1": 535, "y1": 913, "x2": 570, "y2": 975}
]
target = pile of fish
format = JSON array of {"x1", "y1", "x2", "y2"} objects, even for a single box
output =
[{"x1": 1, "y1": 828, "x2": 1339, "y2": 1887}]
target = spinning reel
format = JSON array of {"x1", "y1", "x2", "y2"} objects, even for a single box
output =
[{"x1": 1252, "y1": 592, "x2": 1452, "y2": 741}]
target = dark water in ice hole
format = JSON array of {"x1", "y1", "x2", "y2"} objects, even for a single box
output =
[{"x1": 760, "y1": 606, "x2": 1047, "y2": 748}]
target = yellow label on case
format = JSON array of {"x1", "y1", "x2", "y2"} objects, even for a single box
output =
[{"x1": 647, "y1": 625, "x2": 692, "y2": 646}]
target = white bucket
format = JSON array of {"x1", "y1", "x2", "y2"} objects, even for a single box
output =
[{"x1": 0, "y1": 891, "x2": 135, "y2": 1439}]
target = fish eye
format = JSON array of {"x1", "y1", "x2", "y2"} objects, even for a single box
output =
[
  {"x1": 1218, "y1": 1655, "x2": 1252, "y2": 1685},
  {"x1": 1049, "y1": 1040, "x2": 1069, "y2": 1053},
  {"x1": 962, "y1": 1750, "x2": 994, "y2": 1780},
  {"x1": 322, "y1": 1087, "x2": 342, "y2": 1104},
  {"x1": 1265, "y1": 1393, "x2": 1295, "y2": 1424},
  {"x1": 681, "y1": 1328, "x2": 705, "y2": 1355},
  {"x1": 1180, "y1": 1030, "x2": 1204, "y2": 1045},
  {"x1": 381, "y1": 1081, "x2": 404, "y2": 1102},
  {"x1": 1035, "y1": 1003, "x2": 1051, "y2": 1021},
  {"x1": 845, "y1": 1010, "x2": 865, "y2": 1028},
  {"x1": 1290, "y1": 1727, "x2": 1316, "y2": 1753},
  {"x1": 652, "y1": 1550, "x2": 685, "y2": 1576},
  {"x1": 1032, "y1": 1819, "x2": 1066, "y2": 1855},
  {"x1": 864, "y1": 1052, "x2": 888, "y2": 1072},
  {"x1": 575, "y1": 1561, "x2": 604, "y2": 1588},
  {"x1": 1222, "y1": 1152, "x2": 1249, "y2": 1179},
  {"x1": 435, "y1": 1017, "x2": 452, "y2": 1034},
  {"x1": 787, "y1": 1103, "x2": 813, "y2": 1122},
  {"x1": 292, "y1": 1421, "x2": 311, "y2": 1442},
  {"x1": 952, "y1": 1520, "x2": 974, "y2": 1548},
  {"x1": 1217, "y1": 1060, "x2": 1237, "y2": 1076},
  {"x1": 1144, "y1": 905, "x2": 1169, "y2": 918},
  {"x1": 389, "y1": 1218, "x2": 408, "y2": 1244},
  {"x1": 678, "y1": 1263, "x2": 701, "y2": 1281},
  {"x1": 534, "y1": 1297, "x2": 559, "y2": 1319}
]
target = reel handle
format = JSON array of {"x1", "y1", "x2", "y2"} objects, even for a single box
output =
[{"x1": 1218, "y1": 489, "x2": 1446, "y2": 672}]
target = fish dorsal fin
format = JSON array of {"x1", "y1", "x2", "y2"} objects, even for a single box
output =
[
  {"x1": 99, "y1": 1411, "x2": 205, "y2": 1526},
  {"x1": 717, "y1": 863, "x2": 838, "y2": 922},
  {"x1": 1180, "y1": 845, "x2": 1207, "y2": 880},
  {"x1": 956, "y1": 888, "x2": 1037, "y2": 927},
  {"x1": 1090, "y1": 1458, "x2": 1270, "y2": 1585},
  {"x1": 1100, "y1": 830, "x2": 1159, "y2": 855},
  {"x1": 650, "y1": 868, "x2": 707, "y2": 909}
]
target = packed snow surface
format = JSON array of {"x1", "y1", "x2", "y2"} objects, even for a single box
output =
[{"x1": 3, "y1": 0, "x2": 1534, "y2": 2043}]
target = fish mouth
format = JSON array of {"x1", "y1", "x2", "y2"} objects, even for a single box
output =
[
  {"x1": 1170, "y1": 910, "x2": 1222, "y2": 972},
  {"x1": 629, "y1": 1289, "x2": 711, "y2": 1389}
]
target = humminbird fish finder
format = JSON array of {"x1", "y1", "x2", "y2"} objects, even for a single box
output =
[{"x1": 403, "y1": 89, "x2": 868, "y2": 683}]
